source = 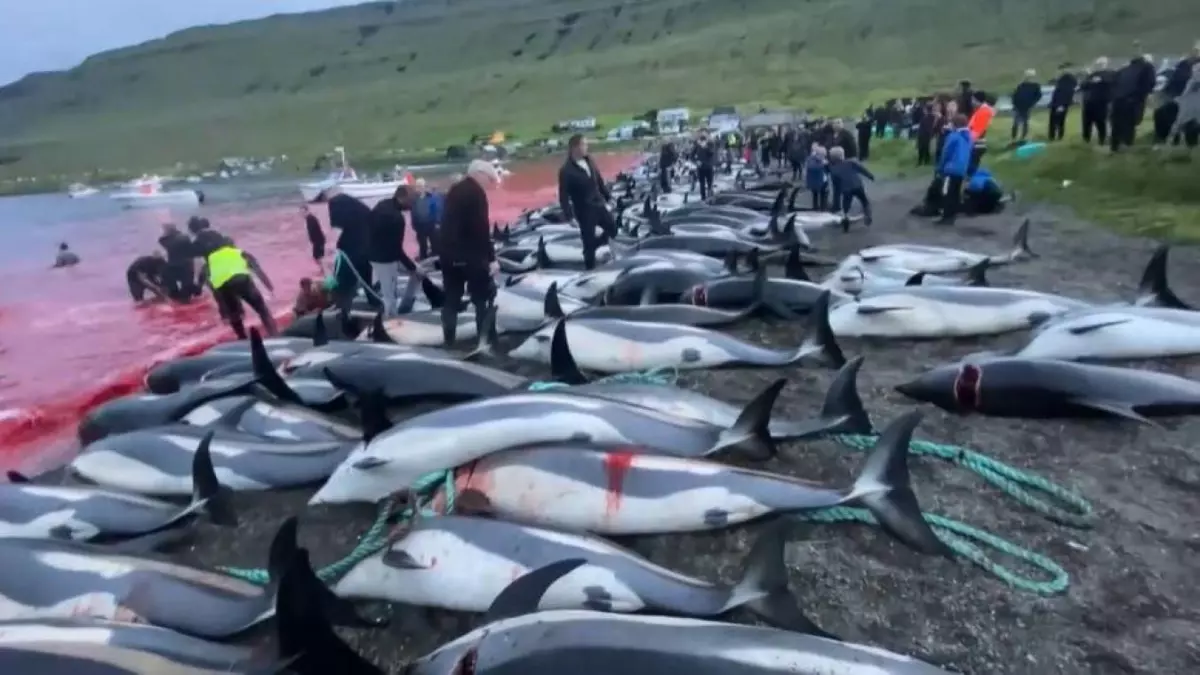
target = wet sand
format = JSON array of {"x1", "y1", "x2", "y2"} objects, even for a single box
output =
[{"x1": 162, "y1": 179, "x2": 1198, "y2": 673}]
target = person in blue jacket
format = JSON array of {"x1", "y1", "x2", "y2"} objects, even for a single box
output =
[
  {"x1": 964, "y1": 167, "x2": 1006, "y2": 215},
  {"x1": 804, "y1": 144, "x2": 829, "y2": 211},
  {"x1": 935, "y1": 114, "x2": 973, "y2": 225},
  {"x1": 410, "y1": 177, "x2": 443, "y2": 260}
]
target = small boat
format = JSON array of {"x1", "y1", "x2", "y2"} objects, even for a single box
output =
[
  {"x1": 66, "y1": 183, "x2": 98, "y2": 198},
  {"x1": 298, "y1": 147, "x2": 408, "y2": 203},
  {"x1": 110, "y1": 180, "x2": 204, "y2": 209}
]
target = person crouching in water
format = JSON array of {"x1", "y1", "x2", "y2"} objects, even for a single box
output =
[
  {"x1": 193, "y1": 229, "x2": 278, "y2": 339},
  {"x1": 126, "y1": 251, "x2": 168, "y2": 303},
  {"x1": 804, "y1": 144, "x2": 830, "y2": 211},
  {"x1": 827, "y1": 146, "x2": 875, "y2": 228},
  {"x1": 439, "y1": 160, "x2": 501, "y2": 345}
]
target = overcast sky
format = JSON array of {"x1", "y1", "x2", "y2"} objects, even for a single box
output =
[{"x1": 0, "y1": 0, "x2": 371, "y2": 85}]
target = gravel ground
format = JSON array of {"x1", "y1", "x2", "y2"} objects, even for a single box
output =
[{"x1": 169, "y1": 179, "x2": 1198, "y2": 673}]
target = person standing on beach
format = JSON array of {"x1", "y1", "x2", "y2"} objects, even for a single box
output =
[
  {"x1": 439, "y1": 160, "x2": 500, "y2": 345},
  {"x1": 326, "y1": 192, "x2": 377, "y2": 314},
  {"x1": 1047, "y1": 64, "x2": 1078, "y2": 142},
  {"x1": 936, "y1": 114, "x2": 973, "y2": 226},
  {"x1": 368, "y1": 185, "x2": 418, "y2": 318},
  {"x1": 692, "y1": 130, "x2": 716, "y2": 201},
  {"x1": 1009, "y1": 69, "x2": 1042, "y2": 142},
  {"x1": 557, "y1": 134, "x2": 616, "y2": 270},
  {"x1": 410, "y1": 178, "x2": 442, "y2": 261},
  {"x1": 302, "y1": 205, "x2": 326, "y2": 274},
  {"x1": 1080, "y1": 57, "x2": 1115, "y2": 145}
]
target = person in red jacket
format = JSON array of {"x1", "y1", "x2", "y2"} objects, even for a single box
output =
[{"x1": 438, "y1": 159, "x2": 501, "y2": 345}]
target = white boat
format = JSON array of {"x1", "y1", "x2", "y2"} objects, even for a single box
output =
[
  {"x1": 66, "y1": 183, "x2": 98, "y2": 198},
  {"x1": 298, "y1": 147, "x2": 408, "y2": 202},
  {"x1": 110, "y1": 180, "x2": 203, "y2": 209}
]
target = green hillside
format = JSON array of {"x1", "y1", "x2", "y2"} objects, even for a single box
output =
[{"x1": 1, "y1": 0, "x2": 1197, "y2": 177}]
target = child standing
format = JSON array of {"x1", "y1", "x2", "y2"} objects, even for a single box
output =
[
  {"x1": 804, "y1": 144, "x2": 829, "y2": 211},
  {"x1": 828, "y1": 146, "x2": 875, "y2": 227}
]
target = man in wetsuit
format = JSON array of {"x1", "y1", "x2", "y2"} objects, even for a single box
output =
[
  {"x1": 439, "y1": 160, "x2": 500, "y2": 345},
  {"x1": 557, "y1": 134, "x2": 615, "y2": 270},
  {"x1": 126, "y1": 251, "x2": 168, "y2": 303},
  {"x1": 158, "y1": 223, "x2": 198, "y2": 302},
  {"x1": 301, "y1": 205, "x2": 326, "y2": 273},
  {"x1": 193, "y1": 229, "x2": 278, "y2": 339},
  {"x1": 691, "y1": 131, "x2": 716, "y2": 201}
]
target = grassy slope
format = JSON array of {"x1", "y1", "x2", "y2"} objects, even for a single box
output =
[{"x1": 0, "y1": 0, "x2": 1197, "y2": 233}]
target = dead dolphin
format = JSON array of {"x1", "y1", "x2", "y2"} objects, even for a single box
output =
[{"x1": 77, "y1": 376, "x2": 258, "y2": 444}]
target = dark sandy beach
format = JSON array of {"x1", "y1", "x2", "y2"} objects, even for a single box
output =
[{"x1": 170, "y1": 179, "x2": 1200, "y2": 674}]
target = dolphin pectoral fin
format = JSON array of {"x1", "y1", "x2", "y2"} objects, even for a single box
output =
[
  {"x1": 745, "y1": 592, "x2": 840, "y2": 640},
  {"x1": 846, "y1": 411, "x2": 954, "y2": 558},
  {"x1": 964, "y1": 259, "x2": 990, "y2": 287},
  {"x1": 904, "y1": 272, "x2": 927, "y2": 287},
  {"x1": 714, "y1": 379, "x2": 785, "y2": 459},
  {"x1": 1071, "y1": 398, "x2": 1160, "y2": 427},
  {"x1": 206, "y1": 397, "x2": 257, "y2": 431},
  {"x1": 190, "y1": 431, "x2": 238, "y2": 527},
  {"x1": 855, "y1": 303, "x2": 910, "y2": 315},
  {"x1": 250, "y1": 329, "x2": 303, "y2": 404},
  {"x1": 638, "y1": 285, "x2": 657, "y2": 306},
  {"x1": 1067, "y1": 318, "x2": 1132, "y2": 335},
  {"x1": 733, "y1": 520, "x2": 836, "y2": 637},
  {"x1": 382, "y1": 548, "x2": 428, "y2": 570},
  {"x1": 5, "y1": 471, "x2": 30, "y2": 483},
  {"x1": 483, "y1": 559, "x2": 589, "y2": 624},
  {"x1": 535, "y1": 237, "x2": 552, "y2": 269},
  {"x1": 548, "y1": 319, "x2": 589, "y2": 385},
  {"x1": 796, "y1": 292, "x2": 847, "y2": 368}
]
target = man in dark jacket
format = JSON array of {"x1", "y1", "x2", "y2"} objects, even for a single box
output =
[
  {"x1": 830, "y1": 118, "x2": 858, "y2": 159},
  {"x1": 301, "y1": 205, "x2": 326, "y2": 273},
  {"x1": 1010, "y1": 69, "x2": 1042, "y2": 141},
  {"x1": 827, "y1": 146, "x2": 874, "y2": 227},
  {"x1": 1047, "y1": 64, "x2": 1078, "y2": 141},
  {"x1": 326, "y1": 192, "x2": 377, "y2": 314},
  {"x1": 788, "y1": 127, "x2": 810, "y2": 181},
  {"x1": 368, "y1": 186, "x2": 417, "y2": 317},
  {"x1": 957, "y1": 81, "x2": 976, "y2": 117},
  {"x1": 1130, "y1": 51, "x2": 1159, "y2": 126},
  {"x1": 1110, "y1": 54, "x2": 1156, "y2": 152},
  {"x1": 158, "y1": 222, "x2": 198, "y2": 302},
  {"x1": 1164, "y1": 45, "x2": 1200, "y2": 99},
  {"x1": 691, "y1": 131, "x2": 717, "y2": 200},
  {"x1": 439, "y1": 160, "x2": 500, "y2": 344},
  {"x1": 1080, "y1": 57, "x2": 1115, "y2": 144},
  {"x1": 855, "y1": 114, "x2": 873, "y2": 160},
  {"x1": 916, "y1": 101, "x2": 937, "y2": 165},
  {"x1": 658, "y1": 141, "x2": 678, "y2": 194},
  {"x1": 557, "y1": 134, "x2": 615, "y2": 270}
]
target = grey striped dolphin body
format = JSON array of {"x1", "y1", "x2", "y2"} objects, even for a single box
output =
[
  {"x1": 0, "y1": 439, "x2": 235, "y2": 546},
  {"x1": 72, "y1": 419, "x2": 353, "y2": 496},
  {"x1": 333, "y1": 515, "x2": 822, "y2": 633},
  {"x1": 849, "y1": 219, "x2": 1036, "y2": 274},
  {"x1": 308, "y1": 379, "x2": 781, "y2": 506},
  {"x1": 400, "y1": 560, "x2": 953, "y2": 675},
  {"x1": 0, "y1": 618, "x2": 263, "y2": 674},
  {"x1": 77, "y1": 375, "x2": 258, "y2": 444},
  {"x1": 445, "y1": 411, "x2": 949, "y2": 556},
  {"x1": 494, "y1": 282, "x2": 587, "y2": 333},
  {"x1": 509, "y1": 291, "x2": 844, "y2": 374},
  {"x1": 182, "y1": 395, "x2": 361, "y2": 443}
]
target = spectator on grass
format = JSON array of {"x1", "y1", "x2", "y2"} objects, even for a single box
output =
[
  {"x1": 856, "y1": 113, "x2": 873, "y2": 160},
  {"x1": 1110, "y1": 56, "x2": 1150, "y2": 152},
  {"x1": 827, "y1": 146, "x2": 874, "y2": 228},
  {"x1": 829, "y1": 118, "x2": 858, "y2": 159},
  {"x1": 1163, "y1": 43, "x2": 1200, "y2": 99},
  {"x1": 1166, "y1": 62, "x2": 1200, "y2": 148},
  {"x1": 916, "y1": 101, "x2": 937, "y2": 165},
  {"x1": 1010, "y1": 69, "x2": 1042, "y2": 142},
  {"x1": 1080, "y1": 57, "x2": 1115, "y2": 145},
  {"x1": 1047, "y1": 63, "x2": 1078, "y2": 142},
  {"x1": 967, "y1": 91, "x2": 994, "y2": 174},
  {"x1": 805, "y1": 145, "x2": 830, "y2": 211}
]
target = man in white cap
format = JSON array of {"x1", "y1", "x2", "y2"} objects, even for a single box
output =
[
  {"x1": 410, "y1": 176, "x2": 442, "y2": 260},
  {"x1": 1010, "y1": 69, "x2": 1042, "y2": 142},
  {"x1": 436, "y1": 159, "x2": 500, "y2": 344}
]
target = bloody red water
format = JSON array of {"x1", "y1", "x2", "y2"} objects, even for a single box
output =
[{"x1": 0, "y1": 153, "x2": 638, "y2": 472}]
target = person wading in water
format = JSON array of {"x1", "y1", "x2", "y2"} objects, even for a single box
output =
[
  {"x1": 193, "y1": 228, "x2": 277, "y2": 339},
  {"x1": 557, "y1": 134, "x2": 616, "y2": 270},
  {"x1": 438, "y1": 160, "x2": 501, "y2": 345}
]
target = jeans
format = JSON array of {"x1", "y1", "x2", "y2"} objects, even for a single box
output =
[
  {"x1": 840, "y1": 188, "x2": 873, "y2": 224},
  {"x1": 370, "y1": 261, "x2": 401, "y2": 317},
  {"x1": 1011, "y1": 110, "x2": 1031, "y2": 140}
]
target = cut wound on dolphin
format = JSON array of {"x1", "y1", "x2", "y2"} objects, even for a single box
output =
[
  {"x1": 603, "y1": 451, "x2": 636, "y2": 516},
  {"x1": 953, "y1": 364, "x2": 982, "y2": 411}
]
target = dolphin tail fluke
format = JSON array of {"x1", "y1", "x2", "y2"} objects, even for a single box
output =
[
  {"x1": 465, "y1": 305, "x2": 499, "y2": 361},
  {"x1": 846, "y1": 411, "x2": 954, "y2": 558},
  {"x1": 250, "y1": 329, "x2": 302, "y2": 404},
  {"x1": 817, "y1": 356, "x2": 873, "y2": 435},
  {"x1": 548, "y1": 319, "x2": 589, "y2": 385},
  {"x1": 713, "y1": 378, "x2": 784, "y2": 459},
  {"x1": 1009, "y1": 218, "x2": 1037, "y2": 261},
  {"x1": 795, "y1": 292, "x2": 847, "y2": 369},
  {"x1": 1136, "y1": 244, "x2": 1193, "y2": 309},
  {"x1": 782, "y1": 214, "x2": 812, "y2": 250},
  {"x1": 769, "y1": 188, "x2": 786, "y2": 216},
  {"x1": 543, "y1": 282, "x2": 566, "y2": 320},
  {"x1": 274, "y1": 548, "x2": 386, "y2": 675},
  {"x1": 535, "y1": 237, "x2": 552, "y2": 269},
  {"x1": 964, "y1": 259, "x2": 990, "y2": 287},
  {"x1": 787, "y1": 186, "x2": 801, "y2": 212},
  {"x1": 732, "y1": 519, "x2": 837, "y2": 639}
]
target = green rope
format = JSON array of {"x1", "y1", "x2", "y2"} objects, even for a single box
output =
[
  {"x1": 831, "y1": 434, "x2": 1093, "y2": 529},
  {"x1": 798, "y1": 506, "x2": 1070, "y2": 596}
]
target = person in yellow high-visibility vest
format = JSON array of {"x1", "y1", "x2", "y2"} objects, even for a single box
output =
[{"x1": 193, "y1": 229, "x2": 277, "y2": 339}]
